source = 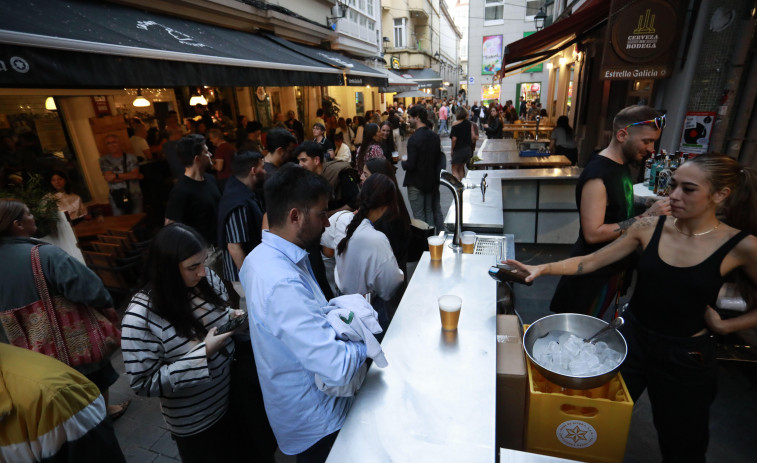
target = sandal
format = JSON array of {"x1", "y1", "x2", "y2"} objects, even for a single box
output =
[{"x1": 107, "y1": 399, "x2": 131, "y2": 422}]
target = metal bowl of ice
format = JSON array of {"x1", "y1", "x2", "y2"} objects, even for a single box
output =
[{"x1": 523, "y1": 313, "x2": 627, "y2": 390}]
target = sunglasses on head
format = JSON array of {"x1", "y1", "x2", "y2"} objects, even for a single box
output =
[{"x1": 624, "y1": 114, "x2": 666, "y2": 130}]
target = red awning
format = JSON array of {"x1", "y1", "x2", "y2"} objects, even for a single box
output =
[{"x1": 502, "y1": 0, "x2": 610, "y2": 74}]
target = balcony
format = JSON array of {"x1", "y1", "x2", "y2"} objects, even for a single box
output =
[{"x1": 407, "y1": 0, "x2": 431, "y2": 25}]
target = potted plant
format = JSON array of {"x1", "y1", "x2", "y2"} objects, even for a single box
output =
[{"x1": 0, "y1": 173, "x2": 60, "y2": 237}]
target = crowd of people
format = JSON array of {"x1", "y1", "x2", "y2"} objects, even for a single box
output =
[{"x1": 2, "y1": 100, "x2": 756, "y2": 463}]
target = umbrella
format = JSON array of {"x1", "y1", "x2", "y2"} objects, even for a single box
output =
[{"x1": 393, "y1": 90, "x2": 433, "y2": 98}]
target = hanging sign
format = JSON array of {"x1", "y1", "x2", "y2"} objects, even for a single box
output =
[{"x1": 600, "y1": 0, "x2": 684, "y2": 80}]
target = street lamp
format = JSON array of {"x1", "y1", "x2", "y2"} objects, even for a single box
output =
[{"x1": 534, "y1": 7, "x2": 547, "y2": 31}]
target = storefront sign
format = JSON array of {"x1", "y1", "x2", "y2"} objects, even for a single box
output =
[
  {"x1": 600, "y1": 0, "x2": 684, "y2": 80},
  {"x1": 482, "y1": 84, "x2": 500, "y2": 101},
  {"x1": 482, "y1": 35, "x2": 503, "y2": 75},
  {"x1": 91, "y1": 96, "x2": 111, "y2": 116},
  {"x1": 679, "y1": 111, "x2": 716, "y2": 154},
  {"x1": 391, "y1": 56, "x2": 400, "y2": 70}
]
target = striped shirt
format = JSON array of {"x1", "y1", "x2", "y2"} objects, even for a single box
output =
[
  {"x1": 121, "y1": 270, "x2": 235, "y2": 437},
  {"x1": 222, "y1": 207, "x2": 249, "y2": 282}
]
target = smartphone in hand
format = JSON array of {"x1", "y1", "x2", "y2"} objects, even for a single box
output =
[
  {"x1": 215, "y1": 312, "x2": 248, "y2": 335},
  {"x1": 488, "y1": 264, "x2": 533, "y2": 286}
]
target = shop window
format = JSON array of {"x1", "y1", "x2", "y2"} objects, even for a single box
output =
[
  {"x1": 0, "y1": 95, "x2": 89, "y2": 201},
  {"x1": 355, "y1": 92, "x2": 365, "y2": 116},
  {"x1": 394, "y1": 18, "x2": 407, "y2": 48},
  {"x1": 485, "y1": 0, "x2": 504, "y2": 25}
]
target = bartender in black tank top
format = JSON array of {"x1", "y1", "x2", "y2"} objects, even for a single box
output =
[{"x1": 504, "y1": 154, "x2": 757, "y2": 463}]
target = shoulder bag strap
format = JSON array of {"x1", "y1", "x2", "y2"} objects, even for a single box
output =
[{"x1": 30, "y1": 245, "x2": 71, "y2": 365}]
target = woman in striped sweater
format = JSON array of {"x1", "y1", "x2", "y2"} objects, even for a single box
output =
[{"x1": 121, "y1": 224, "x2": 245, "y2": 462}]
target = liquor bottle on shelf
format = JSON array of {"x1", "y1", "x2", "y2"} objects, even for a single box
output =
[
  {"x1": 656, "y1": 156, "x2": 673, "y2": 196},
  {"x1": 644, "y1": 154, "x2": 654, "y2": 186},
  {"x1": 649, "y1": 152, "x2": 663, "y2": 191}
]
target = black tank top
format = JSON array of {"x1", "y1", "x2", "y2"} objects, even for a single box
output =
[{"x1": 630, "y1": 216, "x2": 748, "y2": 337}]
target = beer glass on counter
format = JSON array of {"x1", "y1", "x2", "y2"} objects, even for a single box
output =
[
  {"x1": 438, "y1": 295, "x2": 462, "y2": 331},
  {"x1": 461, "y1": 231, "x2": 476, "y2": 254},
  {"x1": 428, "y1": 236, "x2": 445, "y2": 260}
]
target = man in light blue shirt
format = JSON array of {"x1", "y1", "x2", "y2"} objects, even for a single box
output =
[{"x1": 240, "y1": 164, "x2": 367, "y2": 462}]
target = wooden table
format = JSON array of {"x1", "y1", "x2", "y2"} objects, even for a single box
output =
[
  {"x1": 472, "y1": 139, "x2": 572, "y2": 170},
  {"x1": 73, "y1": 213, "x2": 147, "y2": 239}
]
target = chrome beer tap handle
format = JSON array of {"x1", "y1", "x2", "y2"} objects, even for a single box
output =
[{"x1": 480, "y1": 173, "x2": 488, "y2": 202}]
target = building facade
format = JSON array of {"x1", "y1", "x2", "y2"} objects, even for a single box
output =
[{"x1": 467, "y1": 0, "x2": 547, "y2": 109}]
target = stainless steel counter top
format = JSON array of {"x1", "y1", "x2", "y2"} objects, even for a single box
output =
[
  {"x1": 326, "y1": 250, "x2": 499, "y2": 463},
  {"x1": 445, "y1": 168, "x2": 582, "y2": 231},
  {"x1": 464, "y1": 166, "x2": 582, "y2": 180}
]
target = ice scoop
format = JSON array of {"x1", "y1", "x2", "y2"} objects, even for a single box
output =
[{"x1": 583, "y1": 317, "x2": 624, "y2": 344}]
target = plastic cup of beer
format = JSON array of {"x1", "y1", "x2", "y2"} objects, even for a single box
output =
[
  {"x1": 461, "y1": 231, "x2": 476, "y2": 254},
  {"x1": 438, "y1": 295, "x2": 462, "y2": 331},
  {"x1": 391, "y1": 151, "x2": 400, "y2": 162},
  {"x1": 428, "y1": 236, "x2": 445, "y2": 260}
]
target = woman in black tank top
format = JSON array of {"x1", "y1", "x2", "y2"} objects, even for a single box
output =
[{"x1": 506, "y1": 154, "x2": 757, "y2": 462}]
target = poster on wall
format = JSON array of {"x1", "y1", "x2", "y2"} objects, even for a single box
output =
[
  {"x1": 482, "y1": 35, "x2": 503, "y2": 75},
  {"x1": 679, "y1": 111, "x2": 716, "y2": 154},
  {"x1": 481, "y1": 84, "x2": 500, "y2": 105}
]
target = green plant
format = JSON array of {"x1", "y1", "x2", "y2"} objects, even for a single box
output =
[
  {"x1": 322, "y1": 96, "x2": 341, "y2": 118},
  {"x1": 0, "y1": 174, "x2": 59, "y2": 237}
]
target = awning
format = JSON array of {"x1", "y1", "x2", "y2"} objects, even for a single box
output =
[
  {"x1": 263, "y1": 34, "x2": 387, "y2": 87},
  {"x1": 393, "y1": 90, "x2": 432, "y2": 99},
  {"x1": 375, "y1": 68, "x2": 418, "y2": 93},
  {"x1": 501, "y1": 0, "x2": 610, "y2": 74},
  {"x1": 0, "y1": 0, "x2": 343, "y2": 88},
  {"x1": 393, "y1": 69, "x2": 443, "y2": 89}
]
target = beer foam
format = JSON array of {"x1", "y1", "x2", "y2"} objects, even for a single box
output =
[
  {"x1": 438, "y1": 295, "x2": 462, "y2": 312},
  {"x1": 428, "y1": 236, "x2": 445, "y2": 246}
]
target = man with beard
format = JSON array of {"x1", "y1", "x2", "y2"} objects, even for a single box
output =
[
  {"x1": 239, "y1": 165, "x2": 367, "y2": 463},
  {"x1": 217, "y1": 151, "x2": 267, "y2": 283},
  {"x1": 550, "y1": 105, "x2": 670, "y2": 317}
]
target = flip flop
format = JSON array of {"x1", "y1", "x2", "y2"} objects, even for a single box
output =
[{"x1": 107, "y1": 399, "x2": 131, "y2": 422}]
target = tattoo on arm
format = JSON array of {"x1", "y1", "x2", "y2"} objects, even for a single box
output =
[
  {"x1": 576, "y1": 262, "x2": 584, "y2": 275},
  {"x1": 614, "y1": 217, "x2": 638, "y2": 233}
]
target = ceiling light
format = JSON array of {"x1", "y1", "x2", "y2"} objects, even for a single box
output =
[
  {"x1": 132, "y1": 90, "x2": 150, "y2": 107},
  {"x1": 45, "y1": 97, "x2": 57, "y2": 111}
]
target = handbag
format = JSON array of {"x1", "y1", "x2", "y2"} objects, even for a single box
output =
[{"x1": 0, "y1": 245, "x2": 121, "y2": 367}]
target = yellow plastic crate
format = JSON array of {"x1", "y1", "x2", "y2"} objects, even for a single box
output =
[{"x1": 525, "y1": 358, "x2": 634, "y2": 463}]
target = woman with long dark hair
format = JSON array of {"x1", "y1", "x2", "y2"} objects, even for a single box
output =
[
  {"x1": 550, "y1": 115, "x2": 578, "y2": 165},
  {"x1": 379, "y1": 121, "x2": 397, "y2": 164},
  {"x1": 335, "y1": 174, "x2": 405, "y2": 332},
  {"x1": 506, "y1": 154, "x2": 757, "y2": 462},
  {"x1": 49, "y1": 170, "x2": 89, "y2": 224},
  {"x1": 121, "y1": 223, "x2": 252, "y2": 463},
  {"x1": 355, "y1": 123, "x2": 384, "y2": 175},
  {"x1": 483, "y1": 107, "x2": 503, "y2": 139}
]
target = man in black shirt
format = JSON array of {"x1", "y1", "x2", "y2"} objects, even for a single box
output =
[
  {"x1": 165, "y1": 134, "x2": 222, "y2": 271},
  {"x1": 402, "y1": 105, "x2": 443, "y2": 232},
  {"x1": 550, "y1": 106, "x2": 670, "y2": 317}
]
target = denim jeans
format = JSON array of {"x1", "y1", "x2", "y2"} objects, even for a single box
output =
[
  {"x1": 407, "y1": 185, "x2": 435, "y2": 230},
  {"x1": 437, "y1": 119, "x2": 448, "y2": 135}
]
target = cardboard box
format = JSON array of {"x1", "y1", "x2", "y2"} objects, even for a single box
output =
[{"x1": 496, "y1": 314, "x2": 527, "y2": 450}]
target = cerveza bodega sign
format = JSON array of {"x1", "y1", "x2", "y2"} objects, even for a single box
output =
[{"x1": 600, "y1": 0, "x2": 683, "y2": 80}]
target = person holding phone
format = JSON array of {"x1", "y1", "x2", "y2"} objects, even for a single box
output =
[{"x1": 121, "y1": 223, "x2": 250, "y2": 463}]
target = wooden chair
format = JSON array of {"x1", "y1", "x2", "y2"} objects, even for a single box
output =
[
  {"x1": 82, "y1": 250, "x2": 141, "y2": 295},
  {"x1": 91, "y1": 241, "x2": 125, "y2": 259},
  {"x1": 108, "y1": 228, "x2": 151, "y2": 250}
]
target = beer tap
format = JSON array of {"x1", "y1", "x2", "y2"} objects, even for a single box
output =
[
  {"x1": 439, "y1": 170, "x2": 464, "y2": 253},
  {"x1": 534, "y1": 115, "x2": 541, "y2": 140},
  {"x1": 480, "y1": 173, "x2": 488, "y2": 202}
]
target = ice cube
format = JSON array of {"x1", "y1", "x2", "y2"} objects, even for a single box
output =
[
  {"x1": 558, "y1": 332, "x2": 573, "y2": 346},
  {"x1": 604, "y1": 350, "x2": 622, "y2": 365},
  {"x1": 562, "y1": 337, "x2": 581, "y2": 356},
  {"x1": 548, "y1": 341, "x2": 561, "y2": 353},
  {"x1": 569, "y1": 360, "x2": 592, "y2": 375},
  {"x1": 594, "y1": 341, "x2": 608, "y2": 353},
  {"x1": 578, "y1": 350, "x2": 600, "y2": 367}
]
